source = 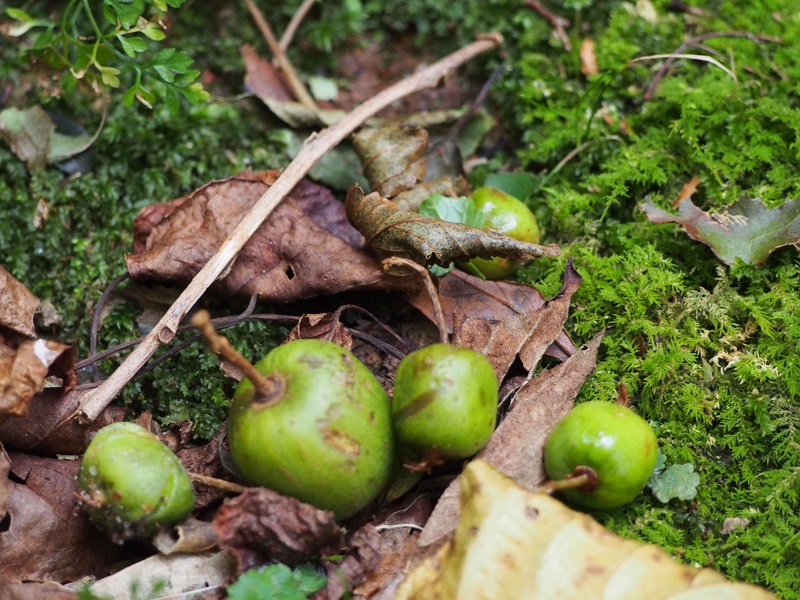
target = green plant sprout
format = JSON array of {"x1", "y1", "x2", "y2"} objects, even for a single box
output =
[{"x1": 5, "y1": 0, "x2": 208, "y2": 111}]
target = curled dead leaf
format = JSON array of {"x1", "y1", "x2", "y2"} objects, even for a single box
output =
[
  {"x1": 346, "y1": 186, "x2": 560, "y2": 268},
  {"x1": 353, "y1": 125, "x2": 428, "y2": 198},
  {"x1": 212, "y1": 487, "x2": 343, "y2": 573}
]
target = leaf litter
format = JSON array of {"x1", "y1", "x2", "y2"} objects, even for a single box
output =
[{"x1": 0, "y1": 10, "x2": 778, "y2": 599}]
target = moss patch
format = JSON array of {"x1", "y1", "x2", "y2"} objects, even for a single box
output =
[{"x1": 3, "y1": 0, "x2": 800, "y2": 595}]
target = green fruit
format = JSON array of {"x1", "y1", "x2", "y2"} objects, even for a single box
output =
[
  {"x1": 469, "y1": 186, "x2": 541, "y2": 279},
  {"x1": 227, "y1": 339, "x2": 395, "y2": 519},
  {"x1": 392, "y1": 344, "x2": 498, "y2": 460},
  {"x1": 544, "y1": 401, "x2": 658, "y2": 509},
  {"x1": 78, "y1": 422, "x2": 196, "y2": 542}
]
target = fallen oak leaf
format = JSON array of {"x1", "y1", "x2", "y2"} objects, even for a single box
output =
[
  {"x1": 640, "y1": 195, "x2": 800, "y2": 265},
  {"x1": 397, "y1": 460, "x2": 777, "y2": 600},
  {"x1": 345, "y1": 186, "x2": 560, "y2": 268}
]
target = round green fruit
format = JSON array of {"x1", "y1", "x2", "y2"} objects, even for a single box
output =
[
  {"x1": 392, "y1": 344, "x2": 498, "y2": 461},
  {"x1": 227, "y1": 339, "x2": 396, "y2": 520},
  {"x1": 78, "y1": 422, "x2": 196, "y2": 542},
  {"x1": 544, "y1": 401, "x2": 658, "y2": 509},
  {"x1": 469, "y1": 186, "x2": 541, "y2": 279}
]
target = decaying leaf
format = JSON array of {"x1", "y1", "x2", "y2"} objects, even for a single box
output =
[
  {"x1": 242, "y1": 45, "x2": 344, "y2": 128},
  {"x1": 453, "y1": 258, "x2": 582, "y2": 381},
  {"x1": 0, "y1": 387, "x2": 123, "y2": 455},
  {"x1": 408, "y1": 269, "x2": 576, "y2": 362},
  {"x1": 392, "y1": 176, "x2": 472, "y2": 212},
  {"x1": 0, "y1": 453, "x2": 128, "y2": 583},
  {"x1": 346, "y1": 186, "x2": 560, "y2": 268},
  {"x1": 0, "y1": 266, "x2": 39, "y2": 338},
  {"x1": 317, "y1": 526, "x2": 382, "y2": 600},
  {"x1": 212, "y1": 486, "x2": 344, "y2": 573},
  {"x1": 353, "y1": 125, "x2": 428, "y2": 198},
  {"x1": 418, "y1": 332, "x2": 604, "y2": 548},
  {"x1": 398, "y1": 460, "x2": 776, "y2": 599},
  {"x1": 0, "y1": 106, "x2": 98, "y2": 171},
  {"x1": 640, "y1": 195, "x2": 800, "y2": 265},
  {"x1": 126, "y1": 170, "x2": 405, "y2": 302},
  {"x1": 287, "y1": 313, "x2": 353, "y2": 350},
  {"x1": 87, "y1": 551, "x2": 235, "y2": 600},
  {"x1": 0, "y1": 443, "x2": 9, "y2": 520},
  {"x1": 0, "y1": 339, "x2": 75, "y2": 424}
]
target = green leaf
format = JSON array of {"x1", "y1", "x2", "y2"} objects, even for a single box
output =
[
  {"x1": 649, "y1": 463, "x2": 701, "y2": 503},
  {"x1": 227, "y1": 564, "x2": 326, "y2": 600},
  {"x1": 418, "y1": 194, "x2": 485, "y2": 228},
  {"x1": 118, "y1": 34, "x2": 148, "y2": 57},
  {"x1": 142, "y1": 23, "x2": 166, "y2": 40},
  {"x1": 483, "y1": 172, "x2": 543, "y2": 201}
]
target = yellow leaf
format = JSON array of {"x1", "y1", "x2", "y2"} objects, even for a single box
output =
[{"x1": 397, "y1": 460, "x2": 776, "y2": 600}]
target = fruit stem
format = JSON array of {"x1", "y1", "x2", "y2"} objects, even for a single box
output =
[
  {"x1": 382, "y1": 257, "x2": 449, "y2": 344},
  {"x1": 537, "y1": 465, "x2": 599, "y2": 494},
  {"x1": 191, "y1": 309, "x2": 277, "y2": 398},
  {"x1": 188, "y1": 472, "x2": 248, "y2": 494}
]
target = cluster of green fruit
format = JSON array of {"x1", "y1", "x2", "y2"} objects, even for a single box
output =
[
  {"x1": 78, "y1": 339, "x2": 500, "y2": 539},
  {"x1": 78, "y1": 326, "x2": 658, "y2": 541}
]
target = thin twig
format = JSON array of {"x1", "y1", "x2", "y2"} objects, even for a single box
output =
[
  {"x1": 188, "y1": 472, "x2": 248, "y2": 494},
  {"x1": 644, "y1": 31, "x2": 782, "y2": 99},
  {"x1": 279, "y1": 0, "x2": 317, "y2": 52},
  {"x1": 243, "y1": 0, "x2": 318, "y2": 110},
  {"x1": 525, "y1": 0, "x2": 571, "y2": 51},
  {"x1": 74, "y1": 34, "x2": 501, "y2": 423},
  {"x1": 89, "y1": 273, "x2": 129, "y2": 381}
]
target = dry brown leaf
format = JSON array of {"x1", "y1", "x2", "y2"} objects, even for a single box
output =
[
  {"x1": 392, "y1": 176, "x2": 472, "y2": 212},
  {"x1": 346, "y1": 186, "x2": 560, "y2": 268},
  {"x1": 0, "y1": 582, "x2": 77, "y2": 600},
  {"x1": 0, "y1": 266, "x2": 39, "y2": 338},
  {"x1": 241, "y1": 45, "x2": 345, "y2": 128},
  {"x1": 315, "y1": 526, "x2": 382, "y2": 600},
  {"x1": 126, "y1": 170, "x2": 405, "y2": 302},
  {"x1": 408, "y1": 269, "x2": 577, "y2": 362},
  {"x1": 417, "y1": 332, "x2": 604, "y2": 548},
  {"x1": 287, "y1": 313, "x2": 354, "y2": 350},
  {"x1": 0, "y1": 387, "x2": 123, "y2": 455},
  {"x1": 453, "y1": 258, "x2": 582, "y2": 381},
  {"x1": 212, "y1": 487, "x2": 344, "y2": 573},
  {"x1": 177, "y1": 435, "x2": 231, "y2": 512},
  {"x1": 397, "y1": 460, "x2": 776, "y2": 599},
  {"x1": 0, "y1": 453, "x2": 128, "y2": 583},
  {"x1": 0, "y1": 339, "x2": 75, "y2": 424},
  {"x1": 0, "y1": 443, "x2": 9, "y2": 520},
  {"x1": 353, "y1": 125, "x2": 428, "y2": 198}
]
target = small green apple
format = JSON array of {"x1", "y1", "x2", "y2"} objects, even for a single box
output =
[
  {"x1": 227, "y1": 339, "x2": 396, "y2": 519},
  {"x1": 544, "y1": 401, "x2": 658, "y2": 509},
  {"x1": 468, "y1": 186, "x2": 541, "y2": 279},
  {"x1": 392, "y1": 344, "x2": 498, "y2": 461},
  {"x1": 78, "y1": 422, "x2": 196, "y2": 542}
]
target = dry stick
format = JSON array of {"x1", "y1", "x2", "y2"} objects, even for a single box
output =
[
  {"x1": 279, "y1": 0, "x2": 317, "y2": 52},
  {"x1": 188, "y1": 472, "x2": 248, "y2": 494},
  {"x1": 243, "y1": 0, "x2": 318, "y2": 110},
  {"x1": 525, "y1": 0, "x2": 571, "y2": 51},
  {"x1": 74, "y1": 34, "x2": 501, "y2": 424}
]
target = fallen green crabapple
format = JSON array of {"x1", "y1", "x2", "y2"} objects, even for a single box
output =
[
  {"x1": 544, "y1": 400, "x2": 659, "y2": 509},
  {"x1": 78, "y1": 422, "x2": 196, "y2": 543},
  {"x1": 392, "y1": 343, "x2": 498, "y2": 462},
  {"x1": 227, "y1": 338, "x2": 396, "y2": 520},
  {"x1": 467, "y1": 186, "x2": 541, "y2": 279}
]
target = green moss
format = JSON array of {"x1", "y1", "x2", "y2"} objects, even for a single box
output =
[{"x1": 4, "y1": 0, "x2": 800, "y2": 594}]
